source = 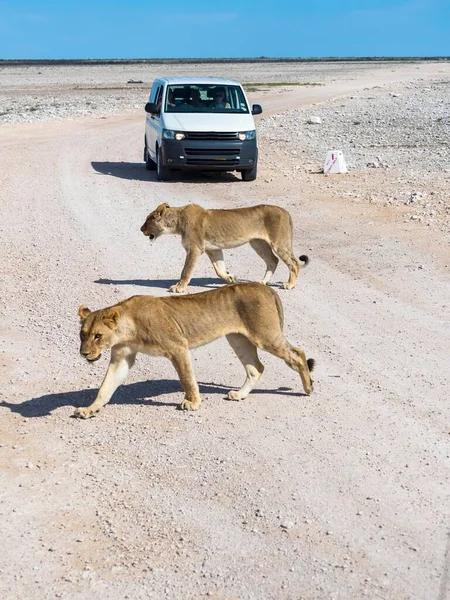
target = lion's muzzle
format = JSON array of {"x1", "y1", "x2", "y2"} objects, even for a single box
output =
[
  {"x1": 140, "y1": 225, "x2": 154, "y2": 240},
  {"x1": 80, "y1": 351, "x2": 102, "y2": 362}
]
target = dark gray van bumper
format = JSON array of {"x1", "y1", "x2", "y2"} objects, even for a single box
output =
[{"x1": 160, "y1": 137, "x2": 257, "y2": 171}]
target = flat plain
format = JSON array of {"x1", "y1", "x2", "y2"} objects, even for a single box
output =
[{"x1": 1, "y1": 60, "x2": 450, "y2": 600}]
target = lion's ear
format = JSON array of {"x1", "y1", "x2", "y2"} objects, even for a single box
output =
[
  {"x1": 78, "y1": 305, "x2": 91, "y2": 320},
  {"x1": 156, "y1": 202, "x2": 170, "y2": 216},
  {"x1": 102, "y1": 309, "x2": 120, "y2": 330}
]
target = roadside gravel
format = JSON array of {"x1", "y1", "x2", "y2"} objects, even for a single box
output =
[{"x1": 259, "y1": 77, "x2": 450, "y2": 232}]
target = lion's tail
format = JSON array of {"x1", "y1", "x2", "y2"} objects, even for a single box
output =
[
  {"x1": 272, "y1": 289, "x2": 315, "y2": 374},
  {"x1": 299, "y1": 255, "x2": 309, "y2": 266}
]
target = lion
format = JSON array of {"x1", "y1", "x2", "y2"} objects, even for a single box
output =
[
  {"x1": 74, "y1": 283, "x2": 315, "y2": 418},
  {"x1": 140, "y1": 203, "x2": 309, "y2": 293}
]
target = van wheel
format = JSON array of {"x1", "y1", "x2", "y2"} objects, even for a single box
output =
[
  {"x1": 241, "y1": 164, "x2": 257, "y2": 181},
  {"x1": 156, "y1": 148, "x2": 170, "y2": 181},
  {"x1": 144, "y1": 139, "x2": 156, "y2": 170}
]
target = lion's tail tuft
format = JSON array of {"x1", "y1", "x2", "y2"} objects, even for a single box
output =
[
  {"x1": 299, "y1": 255, "x2": 309, "y2": 266},
  {"x1": 307, "y1": 358, "x2": 315, "y2": 372}
]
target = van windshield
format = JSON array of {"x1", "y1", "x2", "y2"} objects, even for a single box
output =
[{"x1": 165, "y1": 85, "x2": 249, "y2": 114}]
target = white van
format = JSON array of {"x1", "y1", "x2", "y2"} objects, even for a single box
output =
[{"x1": 144, "y1": 77, "x2": 262, "y2": 181}]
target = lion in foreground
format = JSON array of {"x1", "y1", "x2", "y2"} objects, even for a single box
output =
[
  {"x1": 74, "y1": 283, "x2": 315, "y2": 418},
  {"x1": 140, "y1": 203, "x2": 309, "y2": 293}
]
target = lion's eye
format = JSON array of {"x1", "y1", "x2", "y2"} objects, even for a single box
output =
[{"x1": 94, "y1": 334, "x2": 102, "y2": 340}]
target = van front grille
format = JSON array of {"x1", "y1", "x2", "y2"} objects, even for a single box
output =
[{"x1": 185, "y1": 131, "x2": 238, "y2": 141}]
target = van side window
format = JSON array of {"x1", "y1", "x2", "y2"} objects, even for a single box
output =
[
  {"x1": 154, "y1": 86, "x2": 163, "y2": 112},
  {"x1": 150, "y1": 84, "x2": 161, "y2": 104}
]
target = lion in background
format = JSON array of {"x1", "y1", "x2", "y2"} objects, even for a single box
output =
[
  {"x1": 140, "y1": 203, "x2": 309, "y2": 293},
  {"x1": 74, "y1": 283, "x2": 315, "y2": 418}
]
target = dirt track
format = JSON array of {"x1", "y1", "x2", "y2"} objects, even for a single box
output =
[{"x1": 1, "y1": 62, "x2": 450, "y2": 600}]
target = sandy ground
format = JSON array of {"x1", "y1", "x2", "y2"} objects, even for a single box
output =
[{"x1": 1, "y1": 61, "x2": 450, "y2": 600}]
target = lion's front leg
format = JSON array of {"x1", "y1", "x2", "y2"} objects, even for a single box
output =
[
  {"x1": 170, "y1": 348, "x2": 202, "y2": 411},
  {"x1": 73, "y1": 348, "x2": 136, "y2": 419},
  {"x1": 169, "y1": 248, "x2": 202, "y2": 293},
  {"x1": 206, "y1": 249, "x2": 237, "y2": 284}
]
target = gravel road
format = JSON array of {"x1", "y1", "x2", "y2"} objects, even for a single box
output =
[{"x1": 1, "y1": 61, "x2": 450, "y2": 600}]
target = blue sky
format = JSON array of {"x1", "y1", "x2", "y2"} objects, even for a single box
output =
[{"x1": 0, "y1": 0, "x2": 449, "y2": 59}]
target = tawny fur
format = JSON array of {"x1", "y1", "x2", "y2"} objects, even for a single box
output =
[
  {"x1": 140, "y1": 203, "x2": 309, "y2": 293},
  {"x1": 74, "y1": 283, "x2": 314, "y2": 418}
]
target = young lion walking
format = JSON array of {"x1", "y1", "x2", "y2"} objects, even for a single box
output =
[
  {"x1": 140, "y1": 203, "x2": 309, "y2": 293},
  {"x1": 74, "y1": 283, "x2": 315, "y2": 418}
]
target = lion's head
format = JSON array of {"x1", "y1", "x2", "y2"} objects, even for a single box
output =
[
  {"x1": 78, "y1": 306, "x2": 119, "y2": 361},
  {"x1": 140, "y1": 203, "x2": 171, "y2": 240}
]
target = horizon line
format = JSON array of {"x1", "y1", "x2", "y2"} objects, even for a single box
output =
[{"x1": 1, "y1": 56, "x2": 450, "y2": 65}]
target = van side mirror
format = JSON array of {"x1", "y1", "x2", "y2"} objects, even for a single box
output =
[
  {"x1": 145, "y1": 102, "x2": 159, "y2": 114},
  {"x1": 251, "y1": 104, "x2": 263, "y2": 116}
]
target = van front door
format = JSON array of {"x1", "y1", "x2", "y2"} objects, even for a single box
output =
[{"x1": 146, "y1": 84, "x2": 163, "y2": 162}]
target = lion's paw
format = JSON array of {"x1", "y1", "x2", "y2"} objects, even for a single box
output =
[
  {"x1": 227, "y1": 390, "x2": 243, "y2": 401},
  {"x1": 73, "y1": 406, "x2": 99, "y2": 419},
  {"x1": 282, "y1": 282, "x2": 295, "y2": 290},
  {"x1": 179, "y1": 399, "x2": 200, "y2": 411},
  {"x1": 169, "y1": 283, "x2": 187, "y2": 294}
]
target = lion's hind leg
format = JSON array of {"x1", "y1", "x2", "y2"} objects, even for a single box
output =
[
  {"x1": 258, "y1": 336, "x2": 313, "y2": 396},
  {"x1": 271, "y1": 245, "x2": 300, "y2": 289},
  {"x1": 226, "y1": 333, "x2": 264, "y2": 400},
  {"x1": 249, "y1": 240, "x2": 279, "y2": 285}
]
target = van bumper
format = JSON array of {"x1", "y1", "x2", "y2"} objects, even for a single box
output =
[{"x1": 160, "y1": 138, "x2": 257, "y2": 171}]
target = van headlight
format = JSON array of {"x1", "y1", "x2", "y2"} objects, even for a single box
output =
[
  {"x1": 162, "y1": 129, "x2": 185, "y2": 141},
  {"x1": 238, "y1": 130, "x2": 256, "y2": 141}
]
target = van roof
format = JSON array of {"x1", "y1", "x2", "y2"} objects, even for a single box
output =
[{"x1": 153, "y1": 76, "x2": 242, "y2": 86}]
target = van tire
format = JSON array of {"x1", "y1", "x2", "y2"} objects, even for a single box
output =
[
  {"x1": 144, "y1": 139, "x2": 156, "y2": 170},
  {"x1": 156, "y1": 147, "x2": 170, "y2": 181},
  {"x1": 241, "y1": 164, "x2": 257, "y2": 182}
]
